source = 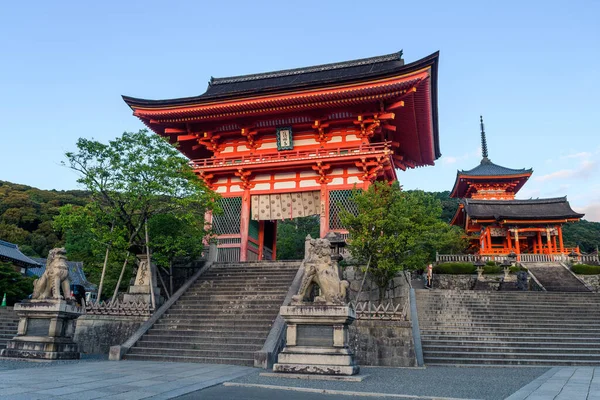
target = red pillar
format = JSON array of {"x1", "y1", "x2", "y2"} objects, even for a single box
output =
[
  {"x1": 239, "y1": 190, "x2": 250, "y2": 262},
  {"x1": 558, "y1": 226, "x2": 565, "y2": 254},
  {"x1": 546, "y1": 228, "x2": 553, "y2": 254},
  {"x1": 258, "y1": 220, "x2": 265, "y2": 260},
  {"x1": 537, "y1": 231, "x2": 543, "y2": 254},
  {"x1": 320, "y1": 183, "x2": 329, "y2": 238},
  {"x1": 514, "y1": 230, "x2": 521, "y2": 258}
]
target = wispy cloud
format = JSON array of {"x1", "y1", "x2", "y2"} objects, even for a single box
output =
[
  {"x1": 534, "y1": 160, "x2": 597, "y2": 182},
  {"x1": 560, "y1": 151, "x2": 592, "y2": 160},
  {"x1": 580, "y1": 202, "x2": 600, "y2": 223}
]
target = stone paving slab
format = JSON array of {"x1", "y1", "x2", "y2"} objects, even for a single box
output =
[
  {"x1": 505, "y1": 367, "x2": 599, "y2": 400},
  {"x1": 0, "y1": 360, "x2": 253, "y2": 399}
]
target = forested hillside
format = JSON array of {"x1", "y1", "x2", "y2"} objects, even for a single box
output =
[{"x1": 0, "y1": 181, "x2": 89, "y2": 257}]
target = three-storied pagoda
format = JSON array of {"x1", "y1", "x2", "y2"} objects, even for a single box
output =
[
  {"x1": 123, "y1": 51, "x2": 440, "y2": 261},
  {"x1": 450, "y1": 117, "x2": 584, "y2": 256}
]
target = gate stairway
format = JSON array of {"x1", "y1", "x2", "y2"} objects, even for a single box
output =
[
  {"x1": 125, "y1": 261, "x2": 301, "y2": 366},
  {"x1": 0, "y1": 307, "x2": 18, "y2": 350},
  {"x1": 416, "y1": 290, "x2": 600, "y2": 366},
  {"x1": 523, "y1": 262, "x2": 590, "y2": 292}
]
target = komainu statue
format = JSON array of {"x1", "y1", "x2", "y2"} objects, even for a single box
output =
[
  {"x1": 32, "y1": 248, "x2": 72, "y2": 300},
  {"x1": 292, "y1": 237, "x2": 349, "y2": 305}
]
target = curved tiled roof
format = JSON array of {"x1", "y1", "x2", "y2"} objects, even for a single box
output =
[
  {"x1": 458, "y1": 158, "x2": 532, "y2": 177},
  {"x1": 462, "y1": 197, "x2": 584, "y2": 221},
  {"x1": 0, "y1": 239, "x2": 41, "y2": 268}
]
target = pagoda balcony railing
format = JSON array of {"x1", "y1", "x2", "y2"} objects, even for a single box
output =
[{"x1": 190, "y1": 142, "x2": 391, "y2": 170}]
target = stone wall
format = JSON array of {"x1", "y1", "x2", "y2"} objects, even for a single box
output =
[
  {"x1": 433, "y1": 274, "x2": 476, "y2": 290},
  {"x1": 349, "y1": 320, "x2": 416, "y2": 367},
  {"x1": 576, "y1": 275, "x2": 600, "y2": 292},
  {"x1": 74, "y1": 314, "x2": 148, "y2": 354}
]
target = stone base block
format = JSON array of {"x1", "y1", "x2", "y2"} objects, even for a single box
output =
[
  {"x1": 273, "y1": 363, "x2": 359, "y2": 376},
  {"x1": 278, "y1": 351, "x2": 353, "y2": 365},
  {"x1": 1, "y1": 337, "x2": 80, "y2": 360}
]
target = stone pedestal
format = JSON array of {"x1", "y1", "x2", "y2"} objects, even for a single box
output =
[
  {"x1": 274, "y1": 305, "x2": 359, "y2": 375},
  {"x1": 1, "y1": 299, "x2": 83, "y2": 360},
  {"x1": 123, "y1": 253, "x2": 161, "y2": 305}
]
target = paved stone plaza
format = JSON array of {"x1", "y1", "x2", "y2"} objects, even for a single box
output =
[{"x1": 0, "y1": 360, "x2": 598, "y2": 399}]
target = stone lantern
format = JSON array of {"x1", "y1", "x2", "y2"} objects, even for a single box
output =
[{"x1": 474, "y1": 258, "x2": 485, "y2": 281}]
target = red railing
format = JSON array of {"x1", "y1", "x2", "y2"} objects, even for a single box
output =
[{"x1": 190, "y1": 142, "x2": 391, "y2": 169}]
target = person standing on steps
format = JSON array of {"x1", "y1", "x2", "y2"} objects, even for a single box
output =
[{"x1": 425, "y1": 264, "x2": 433, "y2": 289}]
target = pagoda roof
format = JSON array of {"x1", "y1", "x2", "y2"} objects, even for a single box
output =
[
  {"x1": 450, "y1": 158, "x2": 533, "y2": 198},
  {"x1": 124, "y1": 51, "x2": 411, "y2": 106},
  {"x1": 0, "y1": 239, "x2": 42, "y2": 269},
  {"x1": 461, "y1": 197, "x2": 584, "y2": 223},
  {"x1": 459, "y1": 158, "x2": 532, "y2": 177}
]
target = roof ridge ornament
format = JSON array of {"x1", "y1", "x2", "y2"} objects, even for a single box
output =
[{"x1": 480, "y1": 115, "x2": 490, "y2": 163}]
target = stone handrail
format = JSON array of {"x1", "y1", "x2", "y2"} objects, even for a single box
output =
[
  {"x1": 581, "y1": 254, "x2": 600, "y2": 265},
  {"x1": 254, "y1": 264, "x2": 304, "y2": 369}
]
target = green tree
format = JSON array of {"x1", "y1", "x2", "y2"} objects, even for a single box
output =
[
  {"x1": 0, "y1": 262, "x2": 35, "y2": 306},
  {"x1": 58, "y1": 130, "x2": 218, "y2": 299},
  {"x1": 340, "y1": 182, "x2": 466, "y2": 301},
  {"x1": 276, "y1": 216, "x2": 320, "y2": 260}
]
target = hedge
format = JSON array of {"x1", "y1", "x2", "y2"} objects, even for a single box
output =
[
  {"x1": 434, "y1": 263, "x2": 476, "y2": 274},
  {"x1": 571, "y1": 264, "x2": 600, "y2": 275}
]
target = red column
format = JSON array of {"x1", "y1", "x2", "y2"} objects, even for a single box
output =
[
  {"x1": 546, "y1": 228, "x2": 553, "y2": 254},
  {"x1": 320, "y1": 184, "x2": 329, "y2": 238},
  {"x1": 486, "y1": 227, "x2": 492, "y2": 253},
  {"x1": 514, "y1": 230, "x2": 521, "y2": 258},
  {"x1": 537, "y1": 231, "x2": 543, "y2": 254},
  {"x1": 558, "y1": 226, "x2": 565, "y2": 254},
  {"x1": 258, "y1": 220, "x2": 265, "y2": 260},
  {"x1": 239, "y1": 189, "x2": 250, "y2": 262},
  {"x1": 272, "y1": 221, "x2": 278, "y2": 260},
  {"x1": 506, "y1": 229, "x2": 512, "y2": 252}
]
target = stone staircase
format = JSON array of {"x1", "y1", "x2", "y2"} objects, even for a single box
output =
[
  {"x1": 0, "y1": 307, "x2": 18, "y2": 350},
  {"x1": 416, "y1": 290, "x2": 600, "y2": 366},
  {"x1": 125, "y1": 261, "x2": 301, "y2": 366},
  {"x1": 523, "y1": 262, "x2": 590, "y2": 292}
]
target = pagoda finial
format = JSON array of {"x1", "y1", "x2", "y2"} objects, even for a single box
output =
[{"x1": 480, "y1": 115, "x2": 489, "y2": 161}]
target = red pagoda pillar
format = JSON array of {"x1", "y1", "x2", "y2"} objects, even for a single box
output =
[
  {"x1": 239, "y1": 189, "x2": 251, "y2": 262},
  {"x1": 320, "y1": 184, "x2": 329, "y2": 238}
]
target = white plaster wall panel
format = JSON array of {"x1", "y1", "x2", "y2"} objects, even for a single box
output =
[
  {"x1": 274, "y1": 181, "x2": 296, "y2": 189},
  {"x1": 332, "y1": 168, "x2": 344, "y2": 175},
  {"x1": 259, "y1": 142, "x2": 277, "y2": 150},
  {"x1": 253, "y1": 183, "x2": 271, "y2": 191},
  {"x1": 230, "y1": 185, "x2": 243, "y2": 193},
  {"x1": 299, "y1": 180, "x2": 320, "y2": 188},
  {"x1": 216, "y1": 186, "x2": 227, "y2": 193},
  {"x1": 230, "y1": 176, "x2": 242, "y2": 182},
  {"x1": 300, "y1": 170, "x2": 318, "y2": 177},
  {"x1": 331, "y1": 178, "x2": 344, "y2": 185},
  {"x1": 221, "y1": 146, "x2": 235, "y2": 154},
  {"x1": 346, "y1": 167, "x2": 360, "y2": 174},
  {"x1": 347, "y1": 176, "x2": 361, "y2": 184},
  {"x1": 214, "y1": 177, "x2": 227, "y2": 184},
  {"x1": 345, "y1": 134, "x2": 360, "y2": 141},
  {"x1": 274, "y1": 172, "x2": 296, "y2": 180},
  {"x1": 294, "y1": 138, "x2": 319, "y2": 146},
  {"x1": 329, "y1": 136, "x2": 342, "y2": 143},
  {"x1": 255, "y1": 174, "x2": 271, "y2": 181}
]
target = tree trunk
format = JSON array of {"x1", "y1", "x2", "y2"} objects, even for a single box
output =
[{"x1": 111, "y1": 252, "x2": 130, "y2": 303}]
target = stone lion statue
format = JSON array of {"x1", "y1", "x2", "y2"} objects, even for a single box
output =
[
  {"x1": 32, "y1": 248, "x2": 72, "y2": 300},
  {"x1": 292, "y1": 237, "x2": 349, "y2": 305}
]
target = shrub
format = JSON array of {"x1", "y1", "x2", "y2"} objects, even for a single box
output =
[
  {"x1": 485, "y1": 261, "x2": 497, "y2": 267},
  {"x1": 510, "y1": 265, "x2": 528, "y2": 273},
  {"x1": 572, "y1": 264, "x2": 600, "y2": 275},
  {"x1": 434, "y1": 262, "x2": 476, "y2": 274},
  {"x1": 483, "y1": 265, "x2": 502, "y2": 274}
]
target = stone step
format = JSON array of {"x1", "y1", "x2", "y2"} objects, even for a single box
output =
[
  {"x1": 420, "y1": 330, "x2": 600, "y2": 338},
  {"x1": 418, "y1": 316, "x2": 600, "y2": 323},
  {"x1": 421, "y1": 338, "x2": 600, "y2": 347},
  {"x1": 139, "y1": 335, "x2": 264, "y2": 345},
  {"x1": 420, "y1": 326, "x2": 600, "y2": 334},
  {"x1": 164, "y1": 311, "x2": 279, "y2": 319},
  {"x1": 424, "y1": 357, "x2": 600, "y2": 366},
  {"x1": 134, "y1": 340, "x2": 262, "y2": 351},
  {"x1": 422, "y1": 350, "x2": 600, "y2": 361},
  {"x1": 128, "y1": 346, "x2": 256, "y2": 360},
  {"x1": 124, "y1": 353, "x2": 254, "y2": 366},
  {"x1": 153, "y1": 321, "x2": 273, "y2": 330},
  {"x1": 144, "y1": 329, "x2": 270, "y2": 338},
  {"x1": 423, "y1": 344, "x2": 600, "y2": 354}
]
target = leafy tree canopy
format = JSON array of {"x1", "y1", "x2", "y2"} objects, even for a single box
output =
[
  {"x1": 277, "y1": 216, "x2": 320, "y2": 260},
  {"x1": 0, "y1": 262, "x2": 35, "y2": 306},
  {"x1": 340, "y1": 182, "x2": 466, "y2": 300}
]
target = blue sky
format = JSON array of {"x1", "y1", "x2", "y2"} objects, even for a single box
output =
[{"x1": 1, "y1": 1, "x2": 599, "y2": 220}]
